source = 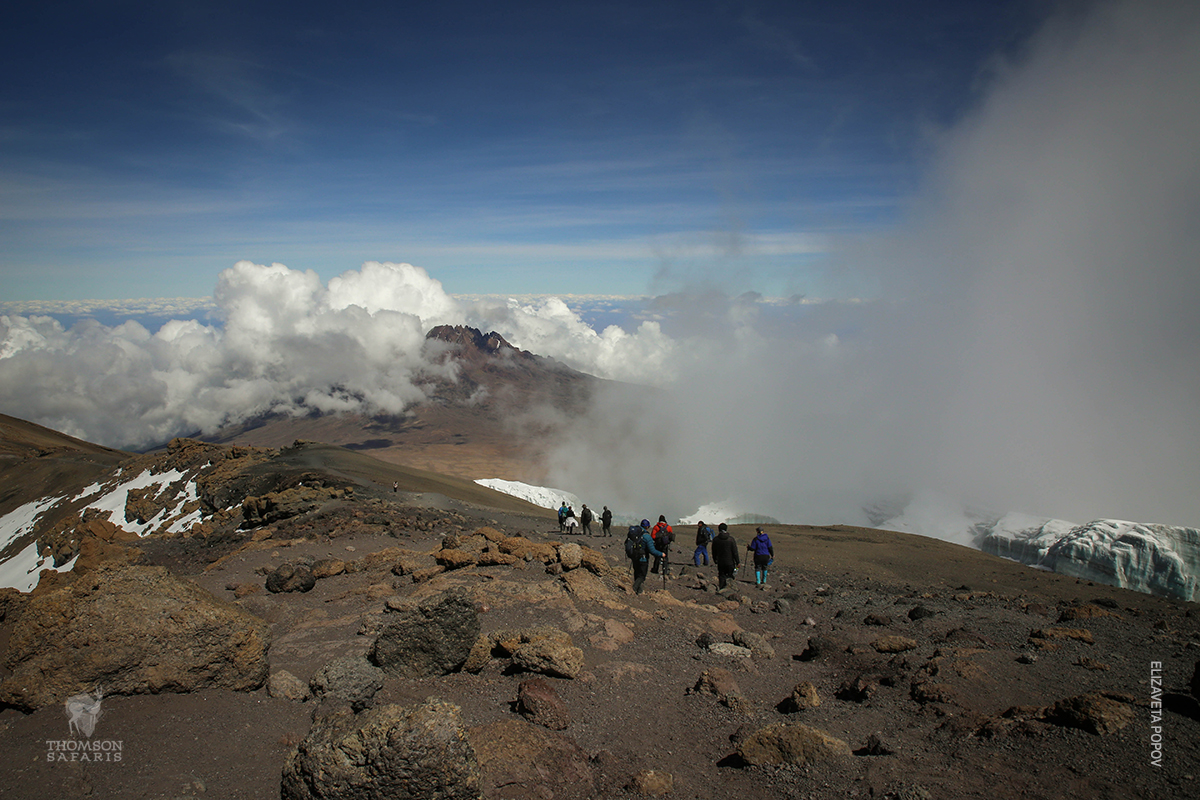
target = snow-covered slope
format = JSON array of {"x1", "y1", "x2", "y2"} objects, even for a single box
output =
[
  {"x1": 473, "y1": 479, "x2": 580, "y2": 512},
  {"x1": 982, "y1": 515, "x2": 1200, "y2": 601}
]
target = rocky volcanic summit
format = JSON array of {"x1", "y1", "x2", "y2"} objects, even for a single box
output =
[{"x1": 0, "y1": 416, "x2": 1197, "y2": 800}]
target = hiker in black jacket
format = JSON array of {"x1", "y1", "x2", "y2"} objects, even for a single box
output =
[
  {"x1": 601, "y1": 506, "x2": 613, "y2": 536},
  {"x1": 711, "y1": 523, "x2": 740, "y2": 590}
]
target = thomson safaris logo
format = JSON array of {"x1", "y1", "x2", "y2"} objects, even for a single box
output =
[{"x1": 45, "y1": 687, "x2": 124, "y2": 762}]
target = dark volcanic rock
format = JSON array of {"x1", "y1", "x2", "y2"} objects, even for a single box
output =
[
  {"x1": 370, "y1": 588, "x2": 481, "y2": 678},
  {"x1": 0, "y1": 564, "x2": 269, "y2": 710},
  {"x1": 281, "y1": 697, "x2": 480, "y2": 800},
  {"x1": 267, "y1": 562, "x2": 317, "y2": 593}
]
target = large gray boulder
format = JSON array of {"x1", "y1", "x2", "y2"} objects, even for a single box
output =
[
  {"x1": 370, "y1": 588, "x2": 480, "y2": 678},
  {"x1": 0, "y1": 565, "x2": 269, "y2": 711},
  {"x1": 282, "y1": 697, "x2": 480, "y2": 800}
]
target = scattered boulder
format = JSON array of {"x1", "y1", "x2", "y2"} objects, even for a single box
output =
[
  {"x1": 269, "y1": 670, "x2": 311, "y2": 702},
  {"x1": 707, "y1": 643, "x2": 753, "y2": 659},
  {"x1": 370, "y1": 588, "x2": 481, "y2": 678},
  {"x1": 872, "y1": 636, "x2": 918, "y2": 654},
  {"x1": 732, "y1": 630, "x2": 775, "y2": 660},
  {"x1": 735, "y1": 722, "x2": 851, "y2": 766},
  {"x1": 511, "y1": 632, "x2": 585, "y2": 679},
  {"x1": 627, "y1": 770, "x2": 674, "y2": 797},
  {"x1": 836, "y1": 675, "x2": 879, "y2": 703},
  {"x1": 864, "y1": 613, "x2": 893, "y2": 626},
  {"x1": 0, "y1": 565, "x2": 269, "y2": 711},
  {"x1": 689, "y1": 667, "x2": 748, "y2": 711},
  {"x1": 281, "y1": 698, "x2": 480, "y2": 800},
  {"x1": 517, "y1": 677, "x2": 570, "y2": 730},
  {"x1": 309, "y1": 655, "x2": 385, "y2": 712},
  {"x1": 1045, "y1": 693, "x2": 1135, "y2": 735},
  {"x1": 1030, "y1": 627, "x2": 1094, "y2": 644},
  {"x1": 859, "y1": 733, "x2": 896, "y2": 756},
  {"x1": 557, "y1": 542, "x2": 583, "y2": 570},
  {"x1": 310, "y1": 558, "x2": 346, "y2": 579},
  {"x1": 796, "y1": 636, "x2": 845, "y2": 662},
  {"x1": 266, "y1": 562, "x2": 317, "y2": 593},
  {"x1": 907, "y1": 605, "x2": 937, "y2": 621},
  {"x1": 1058, "y1": 604, "x2": 1118, "y2": 622},
  {"x1": 777, "y1": 681, "x2": 821, "y2": 713},
  {"x1": 435, "y1": 549, "x2": 479, "y2": 570},
  {"x1": 470, "y1": 718, "x2": 595, "y2": 800}
]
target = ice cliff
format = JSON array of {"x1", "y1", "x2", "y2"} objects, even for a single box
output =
[{"x1": 981, "y1": 514, "x2": 1200, "y2": 602}]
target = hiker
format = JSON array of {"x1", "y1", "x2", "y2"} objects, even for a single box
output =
[
  {"x1": 711, "y1": 523, "x2": 739, "y2": 589},
  {"x1": 580, "y1": 504, "x2": 593, "y2": 535},
  {"x1": 558, "y1": 501, "x2": 569, "y2": 532},
  {"x1": 625, "y1": 519, "x2": 664, "y2": 594},
  {"x1": 693, "y1": 521, "x2": 713, "y2": 567},
  {"x1": 564, "y1": 505, "x2": 578, "y2": 533},
  {"x1": 747, "y1": 526, "x2": 775, "y2": 586},
  {"x1": 392, "y1": 481, "x2": 398, "y2": 493},
  {"x1": 601, "y1": 506, "x2": 613, "y2": 536},
  {"x1": 650, "y1": 515, "x2": 673, "y2": 576}
]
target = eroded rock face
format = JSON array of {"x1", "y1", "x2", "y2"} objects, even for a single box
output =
[
  {"x1": 282, "y1": 698, "x2": 481, "y2": 800},
  {"x1": 0, "y1": 565, "x2": 270, "y2": 711},
  {"x1": 370, "y1": 588, "x2": 480, "y2": 678}
]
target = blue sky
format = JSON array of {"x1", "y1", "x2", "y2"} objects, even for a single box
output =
[{"x1": 0, "y1": 0, "x2": 1040, "y2": 301}]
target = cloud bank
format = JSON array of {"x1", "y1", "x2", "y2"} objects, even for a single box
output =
[
  {"x1": 0, "y1": 260, "x2": 677, "y2": 449},
  {"x1": 542, "y1": 0, "x2": 1200, "y2": 530}
]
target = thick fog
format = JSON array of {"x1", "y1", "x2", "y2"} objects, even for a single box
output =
[
  {"x1": 2, "y1": 0, "x2": 1198, "y2": 532},
  {"x1": 544, "y1": 0, "x2": 1200, "y2": 530}
]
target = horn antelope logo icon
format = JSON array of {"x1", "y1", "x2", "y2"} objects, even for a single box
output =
[{"x1": 64, "y1": 688, "x2": 104, "y2": 738}]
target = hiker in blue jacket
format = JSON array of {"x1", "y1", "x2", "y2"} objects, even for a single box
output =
[
  {"x1": 747, "y1": 526, "x2": 774, "y2": 586},
  {"x1": 693, "y1": 521, "x2": 713, "y2": 567},
  {"x1": 625, "y1": 519, "x2": 664, "y2": 595}
]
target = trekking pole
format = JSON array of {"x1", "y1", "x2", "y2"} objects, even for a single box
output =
[{"x1": 662, "y1": 550, "x2": 668, "y2": 589}]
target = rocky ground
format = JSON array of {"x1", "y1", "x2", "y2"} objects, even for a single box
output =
[{"x1": 1, "y1": 449, "x2": 1198, "y2": 799}]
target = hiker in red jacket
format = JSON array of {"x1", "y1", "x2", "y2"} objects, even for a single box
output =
[{"x1": 650, "y1": 515, "x2": 673, "y2": 577}]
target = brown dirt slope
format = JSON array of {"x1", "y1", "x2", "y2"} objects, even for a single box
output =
[{"x1": 0, "y1": 414, "x2": 131, "y2": 517}]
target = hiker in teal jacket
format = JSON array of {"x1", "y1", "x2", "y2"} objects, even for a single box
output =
[{"x1": 625, "y1": 519, "x2": 664, "y2": 595}]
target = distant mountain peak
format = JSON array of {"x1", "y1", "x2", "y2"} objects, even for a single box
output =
[{"x1": 425, "y1": 325, "x2": 521, "y2": 357}]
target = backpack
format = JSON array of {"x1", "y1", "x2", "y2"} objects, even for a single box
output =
[
  {"x1": 625, "y1": 527, "x2": 646, "y2": 560},
  {"x1": 696, "y1": 526, "x2": 713, "y2": 546}
]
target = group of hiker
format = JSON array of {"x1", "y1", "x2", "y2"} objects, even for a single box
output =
[
  {"x1": 557, "y1": 502, "x2": 613, "y2": 536},
  {"x1": 623, "y1": 516, "x2": 775, "y2": 594},
  {"x1": 555, "y1": 499, "x2": 776, "y2": 595}
]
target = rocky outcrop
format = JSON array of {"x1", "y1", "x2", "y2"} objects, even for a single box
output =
[
  {"x1": 370, "y1": 588, "x2": 480, "y2": 678},
  {"x1": 281, "y1": 698, "x2": 480, "y2": 800},
  {"x1": 0, "y1": 564, "x2": 269, "y2": 710}
]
